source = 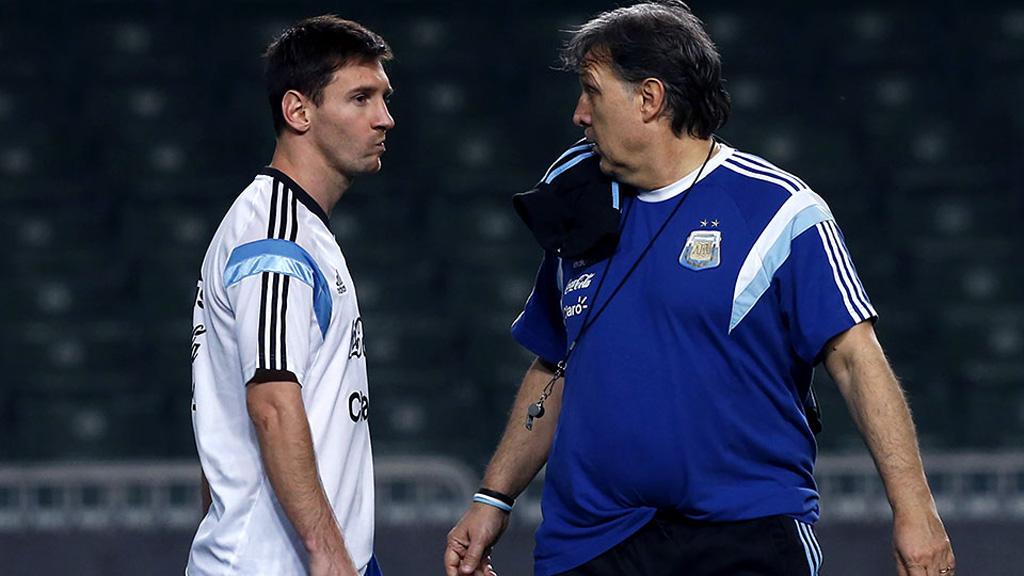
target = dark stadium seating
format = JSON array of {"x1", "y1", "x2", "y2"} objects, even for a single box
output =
[{"x1": 2, "y1": 1, "x2": 1022, "y2": 466}]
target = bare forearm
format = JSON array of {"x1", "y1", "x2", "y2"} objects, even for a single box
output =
[
  {"x1": 249, "y1": 385, "x2": 351, "y2": 561},
  {"x1": 826, "y1": 324, "x2": 953, "y2": 576},
  {"x1": 828, "y1": 331, "x2": 935, "y2": 514},
  {"x1": 481, "y1": 359, "x2": 563, "y2": 497}
]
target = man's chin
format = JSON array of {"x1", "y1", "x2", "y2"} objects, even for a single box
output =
[
  {"x1": 597, "y1": 157, "x2": 617, "y2": 177},
  {"x1": 351, "y1": 159, "x2": 383, "y2": 175}
]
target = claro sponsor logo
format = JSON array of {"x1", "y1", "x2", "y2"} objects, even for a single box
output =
[
  {"x1": 349, "y1": 391, "x2": 369, "y2": 422},
  {"x1": 563, "y1": 296, "x2": 589, "y2": 319}
]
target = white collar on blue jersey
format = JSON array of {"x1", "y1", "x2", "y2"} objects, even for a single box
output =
[{"x1": 635, "y1": 143, "x2": 734, "y2": 203}]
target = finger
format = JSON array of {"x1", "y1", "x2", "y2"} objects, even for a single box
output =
[
  {"x1": 448, "y1": 537, "x2": 468, "y2": 552},
  {"x1": 926, "y1": 546, "x2": 955, "y2": 576},
  {"x1": 905, "y1": 565, "x2": 928, "y2": 576},
  {"x1": 444, "y1": 546, "x2": 464, "y2": 576},
  {"x1": 473, "y1": 560, "x2": 496, "y2": 576},
  {"x1": 941, "y1": 547, "x2": 956, "y2": 575},
  {"x1": 460, "y1": 542, "x2": 487, "y2": 574}
]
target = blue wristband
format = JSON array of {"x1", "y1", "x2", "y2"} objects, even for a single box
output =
[{"x1": 473, "y1": 493, "x2": 513, "y2": 513}]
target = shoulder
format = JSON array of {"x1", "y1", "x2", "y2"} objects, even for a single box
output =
[
  {"x1": 227, "y1": 171, "x2": 331, "y2": 252},
  {"x1": 217, "y1": 174, "x2": 275, "y2": 242},
  {"x1": 717, "y1": 149, "x2": 810, "y2": 201},
  {"x1": 213, "y1": 173, "x2": 326, "y2": 273},
  {"x1": 714, "y1": 147, "x2": 833, "y2": 225}
]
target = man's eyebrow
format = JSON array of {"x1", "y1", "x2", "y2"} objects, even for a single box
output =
[{"x1": 347, "y1": 84, "x2": 391, "y2": 97}]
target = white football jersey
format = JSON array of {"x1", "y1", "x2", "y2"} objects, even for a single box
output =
[{"x1": 187, "y1": 168, "x2": 375, "y2": 576}]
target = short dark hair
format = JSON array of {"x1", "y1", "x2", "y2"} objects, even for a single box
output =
[
  {"x1": 561, "y1": 1, "x2": 730, "y2": 139},
  {"x1": 264, "y1": 15, "x2": 392, "y2": 134}
]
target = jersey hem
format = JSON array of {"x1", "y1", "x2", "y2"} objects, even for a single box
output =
[
  {"x1": 510, "y1": 323, "x2": 565, "y2": 366},
  {"x1": 534, "y1": 508, "x2": 656, "y2": 576}
]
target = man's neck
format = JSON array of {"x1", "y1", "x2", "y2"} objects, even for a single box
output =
[
  {"x1": 636, "y1": 134, "x2": 715, "y2": 191},
  {"x1": 268, "y1": 145, "x2": 351, "y2": 217}
]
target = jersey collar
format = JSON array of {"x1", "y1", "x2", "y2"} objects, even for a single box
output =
[
  {"x1": 258, "y1": 167, "x2": 331, "y2": 228},
  {"x1": 635, "y1": 144, "x2": 734, "y2": 203}
]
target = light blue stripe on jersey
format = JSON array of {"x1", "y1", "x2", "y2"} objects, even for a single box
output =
[
  {"x1": 611, "y1": 181, "x2": 620, "y2": 210},
  {"x1": 544, "y1": 152, "x2": 595, "y2": 184},
  {"x1": 729, "y1": 204, "x2": 833, "y2": 332},
  {"x1": 224, "y1": 239, "x2": 332, "y2": 337},
  {"x1": 550, "y1": 142, "x2": 591, "y2": 167},
  {"x1": 541, "y1": 142, "x2": 592, "y2": 180}
]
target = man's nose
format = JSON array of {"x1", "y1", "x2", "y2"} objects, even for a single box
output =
[
  {"x1": 376, "y1": 103, "x2": 395, "y2": 130},
  {"x1": 572, "y1": 96, "x2": 590, "y2": 128}
]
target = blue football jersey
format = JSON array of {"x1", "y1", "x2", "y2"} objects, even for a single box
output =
[{"x1": 511, "y1": 143, "x2": 876, "y2": 576}]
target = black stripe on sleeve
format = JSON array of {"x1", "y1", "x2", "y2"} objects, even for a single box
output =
[
  {"x1": 258, "y1": 167, "x2": 329, "y2": 227},
  {"x1": 267, "y1": 180, "x2": 279, "y2": 238},
  {"x1": 257, "y1": 179, "x2": 299, "y2": 376},
  {"x1": 289, "y1": 190, "x2": 299, "y2": 242},
  {"x1": 279, "y1": 275, "x2": 290, "y2": 370},
  {"x1": 249, "y1": 368, "x2": 299, "y2": 385},
  {"x1": 269, "y1": 272, "x2": 280, "y2": 369},
  {"x1": 257, "y1": 271, "x2": 269, "y2": 369},
  {"x1": 277, "y1": 184, "x2": 289, "y2": 239}
]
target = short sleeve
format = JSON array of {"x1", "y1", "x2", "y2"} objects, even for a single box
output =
[
  {"x1": 225, "y1": 239, "x2": 331, "y2": 385},
  {"x1": 511, "y1": 252, "x2": 568, "y2": 365},
  {"x1": 777, "y1": 219, "x2": 877, "y2": 364}
]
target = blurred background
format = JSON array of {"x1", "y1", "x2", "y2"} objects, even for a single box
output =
[{"x1": 1, "y1": 0, "x2": 1022, "y2": 574}]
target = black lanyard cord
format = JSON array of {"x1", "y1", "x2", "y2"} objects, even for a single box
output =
[{"x1": 525, "y1": 140, "x2": 718, "y2": 430}]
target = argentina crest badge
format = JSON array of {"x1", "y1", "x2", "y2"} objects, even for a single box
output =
[{"x1": 679, "y1": 229, "x2": 721, "y2": 270}]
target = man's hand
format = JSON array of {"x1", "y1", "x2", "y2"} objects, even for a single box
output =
[
  {"x1": 443, "y1": 359, "x2": 560, "y2": 576},
  {"x1": 444, "y1": 503, "x2": 508, "y2": 576},
  {"x1": 893, "y1": 507, "x2": 955, "y2": 576}
]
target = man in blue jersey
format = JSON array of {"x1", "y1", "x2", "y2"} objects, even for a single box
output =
[{"x1": 445, "y1": 2, "x2": 955, "y2": 576}]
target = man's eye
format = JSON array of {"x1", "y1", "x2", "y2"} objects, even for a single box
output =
[{"x1": 354, "y1": 94, "x2": 368, "y2": 103}]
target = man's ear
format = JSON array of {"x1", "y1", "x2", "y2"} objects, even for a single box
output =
[
  {"x1": 280, "y1": 90, "x2": 312, "y2": 133},
  {"x1": 638, "y1": 78, "x2": 667, "y2": 124}
]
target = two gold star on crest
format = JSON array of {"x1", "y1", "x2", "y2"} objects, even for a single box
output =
[{"x1": 700, "y1": 219, "x2": 720, "y2": 228}]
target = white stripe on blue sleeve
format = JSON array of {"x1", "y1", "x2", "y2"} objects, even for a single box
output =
[{"x1": 815, "y1": 222, "x2": 861, "y2": 322}]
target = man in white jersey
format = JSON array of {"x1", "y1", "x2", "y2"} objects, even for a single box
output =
[{"x1": 187, "y1": 15, "x2": 394, "y2": 576}]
